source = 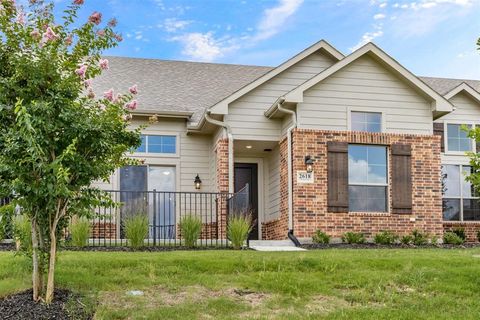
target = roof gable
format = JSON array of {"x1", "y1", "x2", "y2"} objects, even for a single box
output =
[
  {"x1": 444, "y1": 82, "x2": 480, "y2": 104},
  {"x1": 282, "y1": 42, "x2": 453, "y2": 118}
]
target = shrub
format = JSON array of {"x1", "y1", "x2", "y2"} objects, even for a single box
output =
[
  {"x1": 124, "y1": 215, "x2": 149, "y2": 249},
  {"x1": 412, "y1": 229, "x2": 428, "y2": 246},
  {"x1": 0, "y1": 204, "x2": 15, "y2": 241},
  {"x1": 374, "y1": 231, "x2": 398, "y2": 245},
  {"x1": 13, "y1": 215, "x2": 32, "y2": 252},
  {"x1": 443, "y1": 232, "x2": 465, "y2": 245},
  {"x1": 477, "y1": 230, "x2": 480, "y2": 242},
  {"x1": 430, "y1": 235, "x2": 439, "y2": 245},
  {"x1": 400, "y1": 235, "x2": 413, "y2": 245},
  {"x1": 342, "y1": 232, "x2": 365, "y2": 244},
  {"x1": 452, "y1": 227, "x2": 466, "y2": 241},
  {"x1": 70, "y1": 217, "x2": 91, "y2": 247},
  {"x1": 227, "y1": 214, "x2": 252, "y2": 250},
  {"x1": 312, "y1": 230, "x2": 330, "y2": 244},
  {"x1": 179, "y1": 215, "x2": 202, "y2": 247}
]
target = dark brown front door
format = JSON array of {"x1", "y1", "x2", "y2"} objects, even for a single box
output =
[{"x1": 234, "y1": 163, "x2": 258, "y2": 240}]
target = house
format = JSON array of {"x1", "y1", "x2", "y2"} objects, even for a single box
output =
[{"x1": 92, "y1": 40, "x2": 480, "y2": 243}]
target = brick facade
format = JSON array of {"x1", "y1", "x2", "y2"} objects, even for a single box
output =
[
  {"x1": 214, "y1": 136, "x2": 230, "y2": 238},
  {"x1": 287, "y1": 129, "x2": 443, "y2": 240},
  {"x1": 443, "y1": 222, "x2": 480, "y2": 243}
]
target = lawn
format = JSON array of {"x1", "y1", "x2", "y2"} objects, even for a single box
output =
[{"x1": 1, "y1": 249, "x2": 480, "y2": 319}]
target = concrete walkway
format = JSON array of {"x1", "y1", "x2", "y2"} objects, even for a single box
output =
[{"x1": 249, "y1": 240, "x2": 307, "y2": 252}]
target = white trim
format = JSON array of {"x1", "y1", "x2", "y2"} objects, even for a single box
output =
[
  {"x1": 130, "y1": 131, "x2": 180, "y2": 158},
  {"x1": 208, "y1": 40, "x2": 344, "y2": 115},
  {"x1": 444, "y1": 82, "x2": 480, "y2": 103},
  {"x1": 442, "y1": 164, "x2": 478, "y2": 222},
  {"x1": 346, "y1": 108, "x2": 385, "y2": 133},
  {"x1": 443, "y1": 121, "x2": 476, "y2": 155},
  {"x1": 234, "y1": 157, "x2": 265, "y2": 240}
]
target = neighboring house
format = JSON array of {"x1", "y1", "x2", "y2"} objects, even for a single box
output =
[{"x1": 92, "y1": 40, "x2": 480, "y2": 242}]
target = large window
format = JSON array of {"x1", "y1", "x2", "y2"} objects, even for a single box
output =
[
  {"x1": 348, "y1": 145, "x2": 388, "y2": 212},
  {"x1": 446, "y1": 124, "x2": 473, "y2": 152},
  {"x1": 442, "y1": 164, "x2": 480, "y2": 221},
  {"x1": 135, "y1": 135, "x2": 176, "y2": 154},
  {"x1": 351, "y1": 111, "x2": 382, "y2": 133}
]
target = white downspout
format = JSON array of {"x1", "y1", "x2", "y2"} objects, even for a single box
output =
[
  {"x1": 205, "y1": 111, "x2": 234, "y2": 194},
  {"x1": 277, "y1": 98, "x2": 296, "y2": 231}
]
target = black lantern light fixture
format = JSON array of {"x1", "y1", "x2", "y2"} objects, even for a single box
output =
[
  {"x1": 194, "y1": 174, "x2": 202, "y2": 190},
  {"x1": 305, "y1": 156, "x2": 314, "y2": 173}
]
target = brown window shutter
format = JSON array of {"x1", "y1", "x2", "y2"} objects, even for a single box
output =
[
  {"x1": 433, "y1": 123, "x2": 444, "y2": 153},
  {"x1": 327, "y1": 141, "x2": 348, "y2": 212},
  {"x1": 391, "y1": 144, "x2": 412, "y2": 214}
]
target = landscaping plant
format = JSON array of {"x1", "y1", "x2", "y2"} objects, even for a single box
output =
[
  {"x1": 477, "y1": 230, "x2": 480, "y2": 242},
  {"x1": 411, "y1": 230, "x2": 429, "y2": 246},
  {"x1": 227, "y1": 213, "x2": 252, "y2": 249},
  {"x1": 443, "y1": 232, "x2": 465, "y2": 245},
  {"x1": 0, "y1": 0, "x2": 141, "y2": 303},
  {"x1": 0, "y1": 203, "x2": 15, "y2": 241},
  {"x1": 312, "y1": 230, "x2": 330, "y2": 244},
  {"x1": 13, "y1": 215, "x2": 32, "y2": 252},
  {"x1": 179, "y1": 215, "x2": 202, "y2": 247},
  {"x1": 342, "y1": 232, "x2": 366, "y2": 244},
  {"x1": 400, "y1": 235, "x2": 413, "y2": 245},
  {"x1": 124, "y1": 215, "x2": 149, "y2": 249},
  {"x1": 374, "y1": 231, "x2": 398, "y2": 245},
  {"x1": 452, "y1": 227, "x2": 466, "y2": 241},
  {"x1": 70, "y1": 217, "x2": 91, "y2": 248}
]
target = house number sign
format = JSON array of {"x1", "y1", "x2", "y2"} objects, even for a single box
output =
[{"x1": 297, "y1": 171, "x2": 314, "y2": 184}]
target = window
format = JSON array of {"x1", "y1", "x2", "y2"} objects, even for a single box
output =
[
  {"x1": 442, "y1": 165, "x2": 480, "y2": 221},
  {"x1": 135, "y1": 135, "x2": 176, "y2": 154},
  {"x1": 446, "y1": 124, "x2": 472, "y2": 152},
  {"x1": 348, "y1": 145, "x2": 387, "y2": 212},
  {"x1": 351, "y1": 111, "x2": 382, "y2": 132}
]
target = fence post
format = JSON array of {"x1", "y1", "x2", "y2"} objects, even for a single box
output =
[{"x1": 153, "y1": 189, "x2": 157, "y2": 246}]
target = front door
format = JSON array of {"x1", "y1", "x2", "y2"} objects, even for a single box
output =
[{"x1": 234, "y1": 163, "x2": 258, "y2": 240}]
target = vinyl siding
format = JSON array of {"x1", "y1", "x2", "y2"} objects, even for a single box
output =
[
  {"x1": 226, "y1": 51, "x2": 337, "y2": 140},
  {"x1": 297, "y1": 55, "x2": 433, "y2": 134},
  {"x1": 265, "y1": 145, "x2": 280, "y2": 221}
]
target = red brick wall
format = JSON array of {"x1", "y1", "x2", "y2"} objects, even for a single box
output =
[
  {"x1": 444, "y1": 222, "x2": 480, "y2": 243},
  {"x1": 214, "y1": 136, "x2": 230, "y2": 238},
  {"x1": 288, "y1": 129, "x2": 443, "y2": 240},
  {"x1": 91, "y1": 222, "x2": 117, "y2": 239}
]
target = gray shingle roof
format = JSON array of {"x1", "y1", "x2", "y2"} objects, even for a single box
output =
[{"x1": 93, "y1": 56, "x2": 479, "y2": 124}]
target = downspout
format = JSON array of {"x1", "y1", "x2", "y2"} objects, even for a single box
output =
[
  {"x1": 276, "y1": 98, "x2": 298, "y2": 242},
  {"x1": 205, "y1": 111, "x2": 234, "y2": 194}
]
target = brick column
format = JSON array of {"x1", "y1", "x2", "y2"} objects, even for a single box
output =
[{"x1": 215, "y1": 137, "x2": 230, "y2": 239}]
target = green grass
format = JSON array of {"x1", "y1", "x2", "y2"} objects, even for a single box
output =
[{"x1": 1, "y1": 249, "x2": 480, "y2": 319}]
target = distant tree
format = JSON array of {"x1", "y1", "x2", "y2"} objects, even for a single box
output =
[{"x1": 0, "y1": 0, "x2": 141, "y2": 303}]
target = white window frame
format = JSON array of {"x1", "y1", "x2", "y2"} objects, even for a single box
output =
[
  {"x1": 131, "y1": 132, "x2": 180, "y2": 158},
  {"x1": 348, "y1": 144, "x2": 389, "y2": 213},
  {"x1": 347, "y1": 108, "x2": 386, "y2": 133},
  {"x1": 444, "y1": 121, "x2": 476, "y2": 155},
  {"x1": 442, "y1": 164, "x2": 479, "y2": 221}
]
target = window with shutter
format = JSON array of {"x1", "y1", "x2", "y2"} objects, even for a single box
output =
[
  {"x1": 391, "y1": 144, "x2": 412, "y2": 214},
  {"x1": 327, "y1": 141, "x2": 349, "y2": 212}
]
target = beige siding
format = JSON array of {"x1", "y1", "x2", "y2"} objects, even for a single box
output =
[
  {"x1": 226, "y1": 51, "x2": 337, "y2": 140},
  {"x1": 265, "y1": 145, "x2": 280, "y2": 221},
  {"x1": 297, "y1": 55, "x2": 433, "y2": 134}
]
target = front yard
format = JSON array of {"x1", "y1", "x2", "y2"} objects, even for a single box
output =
[{"x1": 1, "y1": 249, "x2": 480, "y2": 319}]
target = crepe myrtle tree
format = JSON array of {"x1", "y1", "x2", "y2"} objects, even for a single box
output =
[{"x1": 0, "y1": 0, "x2": 142, "y2": 303}]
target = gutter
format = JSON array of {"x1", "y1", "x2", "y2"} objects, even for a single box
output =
[
  {"x1": 276, "y1": 97, "x2": 297, "y2": 236},
  {"x1": 132, "y1": 110, "x2": 193, "y2": 119},
  {"x1": 205, "y1": 111, "x2": 234, "y2": 194}
]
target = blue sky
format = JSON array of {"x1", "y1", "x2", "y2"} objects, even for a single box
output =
[{"x1": 50, "y1": 0, "x2": 479, "y2": 79}]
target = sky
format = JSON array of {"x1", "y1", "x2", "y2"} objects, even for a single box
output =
[{"x1": 48, "y1": 0, "x2": 480, "y2": 80}]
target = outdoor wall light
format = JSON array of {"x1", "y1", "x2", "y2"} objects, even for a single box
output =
[
  {"x1": 194, "y1": 174, "x2": 202, "y2": 190},
  {"x1": 305, "y1": 156, "x2": 314, "y2": 173}
]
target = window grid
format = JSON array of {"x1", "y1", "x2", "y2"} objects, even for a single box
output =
[
  {"x1": 351, "y1": 111, "x2": 382, "y2": 133},
  {"x1": 446, "y1": 123, "x2": 474, "y2": 153},
  {"x1": 442, "y1": 164, "x2": 479, "y2": 221},
  {"x1": 136, "y1": 135, "x2": 177, "y2": 154}
]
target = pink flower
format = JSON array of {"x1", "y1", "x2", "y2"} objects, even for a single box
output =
[
  {"x1": 88, "y1": 11, "x2": 102, "y2": 25},
  {"x1": 65, "y1": 34, "x2": 73, "y2": 46},
  {"x1": 30, "y1": 29, "x2": 41, "y2": 39},
  {"x1": 16, "y1": 12, "x2": 25, "y2": 25},
  {"x1": 73, "y1": 0, "x2": 84, "y2": 5},
  {"x1": 96, "y1": 29, "x2": 105, "y2": 37},
  {"x1": 75, "y1": 64, "x2": 87, "y2": 78},
  {"x1": 42, "y1": 27, "x2": 58, "y2": 42},
  {"x1": 114, "y1": 33, "x2": 123, "y2": 42},
  {"x1": 99, "y1": 104, "x2": 106, "y2": 111},
  {"x1": 122, "y1": 114, "x2": 132, "y2": 121},
  {"x1": 87, "y1": 88, "x2": 95, "y2": 99},
  {"x1": 99, "y1": 58, "x2": 109, "y2": 70},
  {"x1": 103, "y1": 88, "x2": 114, "y2": 101},
  {"x1": 83, "y1": 79, "x2": 92, "y2": 88},
  {"x1": 108, "y1": 18, "x2": 117, "y2": 27},
  {"x1": 125, "y1": 100, "x2": 138, "y2": 110},
  {"x1": 129, "y1": 84, "x2": 138, "y2": 95}
]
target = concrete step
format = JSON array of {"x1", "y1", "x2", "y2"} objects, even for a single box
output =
[{"x1": 249, "y1": 240, "x2": 295, "y2": 247}]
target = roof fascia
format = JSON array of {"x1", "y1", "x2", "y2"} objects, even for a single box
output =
[{"x1": 444, "y1": 82, "x2": 480, "y2": 104}]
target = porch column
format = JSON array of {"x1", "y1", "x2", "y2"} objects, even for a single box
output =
[{"x1": 215, "y1": 137, "x2": 230, "y2": 239}]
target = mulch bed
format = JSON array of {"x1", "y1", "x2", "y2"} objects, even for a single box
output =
[
  {"x1": 0, "y1": 243, "x2": 15, "y2": 251},
  {"x1": 61, "y1": 245, "x2": 235, "y2": 252},
  {"x1": 301, "y1": 243, "x2": 480, "y2": 249},
  {"x1": 0, "y1": 289, "x2": 93, "y2": 320}
]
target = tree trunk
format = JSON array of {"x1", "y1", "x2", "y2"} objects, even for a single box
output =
[
  {"x1": 31, "y1": 220, "x2": 43, "y2": 302},
  {"x1": 45, "y1": 230, "x2": 57, "y2": 304}
]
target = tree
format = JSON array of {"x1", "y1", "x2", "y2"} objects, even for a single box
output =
[{"x1": 0, "y1": 0, "x2": 141, "y2": 303}]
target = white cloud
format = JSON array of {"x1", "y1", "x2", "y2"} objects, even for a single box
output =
[
  {"x1": 171, "y1": 32, "x2": 238, "y2": 62},
  {"x1": 379, "y1": 2, "x2": 388, "y2": 8},
  {"x1": 350, "y1": 27, "x2": 384, "y2": 51},
  {"x1": 253, "y1": 0, "x2": 304, "y2": 41},
  {"x1": 374, "y1": 13, "x2": 386, "y2": 19},
  {"x1": 161, "y1": 18, "x2": 192, "y2": 33}
]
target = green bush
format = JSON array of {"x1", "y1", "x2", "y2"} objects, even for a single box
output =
[
  {"x1": 477, "y1": 230, "x2": 480, "y2": 242},
  {"x1": 70, "y1": 217, "x2": 91, "y2": 247},
  {"x1": 430, "y1": 235, "x2": 439, "y2": 245},
  {"x1": 0, "y1": 204, "x2": 15, "y2": 241},
  {"x1": 452, "y1": 227, "x2": 466, "y2": 241},
  {"x1": 227, "y1": 214, "x2": 252, "y2": 249},
  {"x1": 124, "y1": 215, "x2": 149, "y2": 249},
  {"x1": 374, "y1": 231, "x2": 398, "y2": 245},
  {"x1": 13, "y1": 215, "x2": 32, "y2": 251},
  {"x1": 412, "y1": 229, "x2": 428, "y2": 246},
  {"x1": 312, "y1": 230, "x2": 330, "y2": 244},
  {"x1": 400, "y1": 235, "x2": 413, "y2": 245},
  {"x1": 179, "y1": 215, "x2": 202, "y2": 247},
  {"x1": 342, "y1": 232, "x2": 365, "y2": 244},
  {"x1": 443, "y1": 232, "x2": 465, "y2": 245}
]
